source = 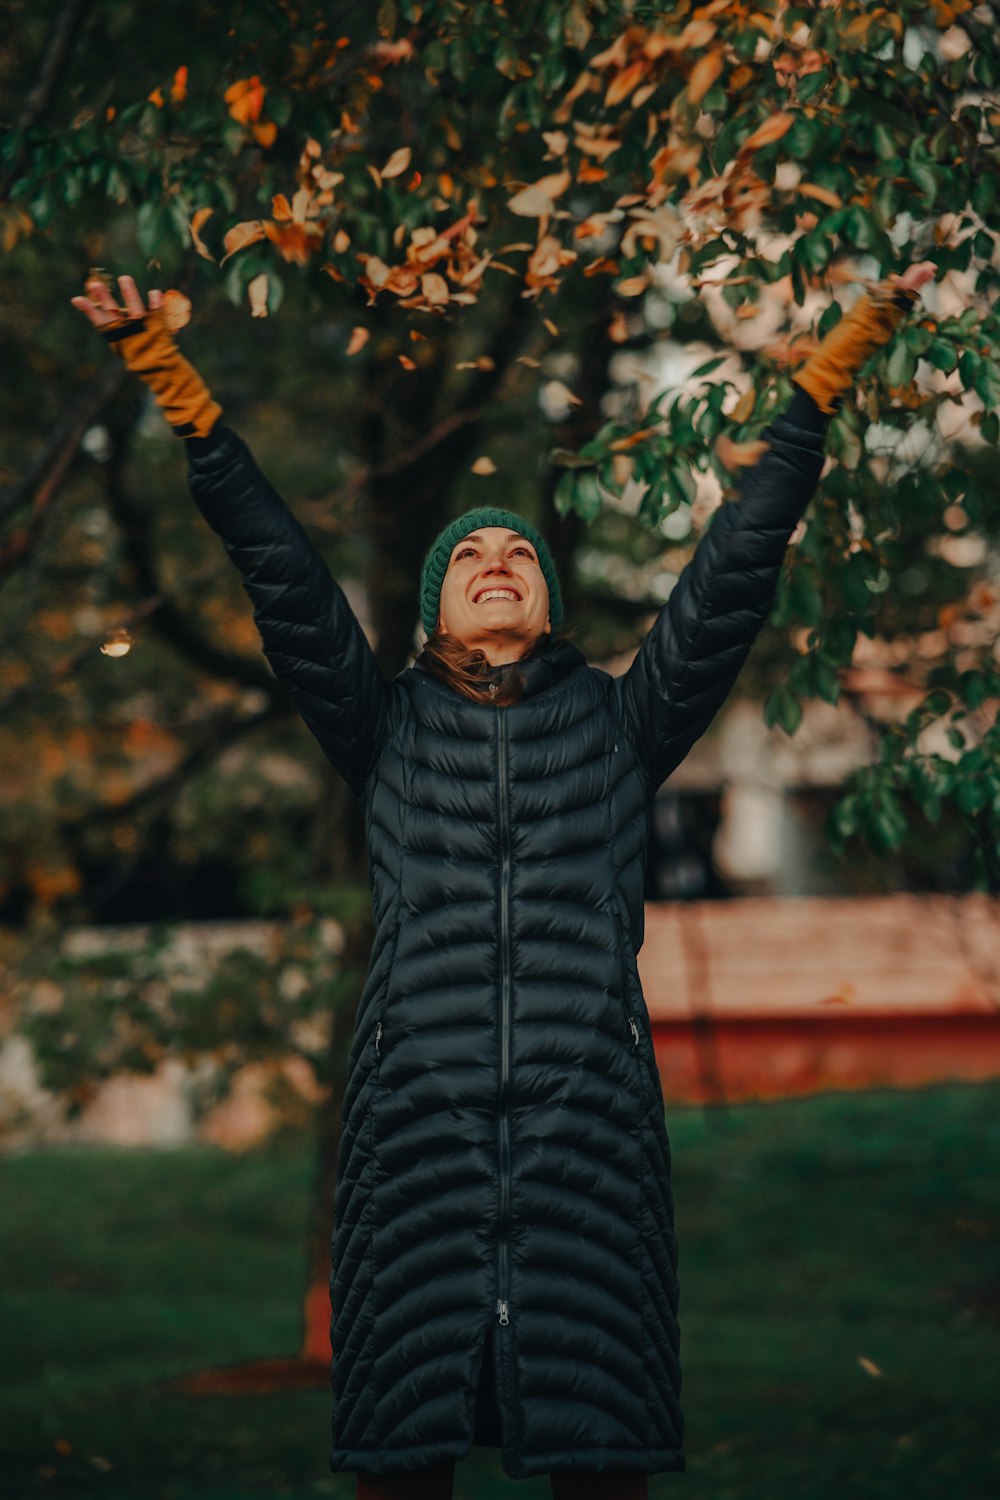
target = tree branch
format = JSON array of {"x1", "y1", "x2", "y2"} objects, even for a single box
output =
[
  {"x1": 0, "y1": 0, "x2": 97, "y2": 200},
  {"x1": 0, "y1": 360, "x2": 128, "y2": 576}
]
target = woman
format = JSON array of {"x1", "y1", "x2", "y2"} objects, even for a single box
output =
[{"x1": 72, "y1": 260, "x2": 932, "y2": 1499}]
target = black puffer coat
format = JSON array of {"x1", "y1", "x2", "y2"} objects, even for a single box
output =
[{"x1": 185, "y1": 384, "x2": 828, "y2": 1480}]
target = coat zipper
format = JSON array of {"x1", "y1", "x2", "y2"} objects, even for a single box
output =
[
  {"x1": 496, "y1": 702, "x2": 512, "y2": 1330},
  {"x1": 617, "y1": 909, "x2": 641, "y2": 1056}
]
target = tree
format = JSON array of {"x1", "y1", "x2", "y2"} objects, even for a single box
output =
[{"x1": 3, "y1": 0, "x2": 1000, "y2": 1377}]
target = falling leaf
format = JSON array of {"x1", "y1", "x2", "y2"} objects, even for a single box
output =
[
  {"x1": 471, "y1": 456, "x2": 497, "y2": 475},
  {"x1": 516, "y1": 355, "x2": 541, "y2": 368},
  {"x1": 542, "y1": 130, "x2": 569, "y2": 156},
  {"x1": 608, "y1": 310, "x2": 629, "y2": 343},
  {"x1": 248, "y1": 272, "x2": 269, "y2": 317},
  {"x1": 731, "y1": 388, "x2": 757, "y2": 423},
  {"x1": 171, "y1": 65, "x2": 188, "y2": 104},
  {"x1": 100, "y1": 628, "x2": 132, "y2": 658},
  {"x1": 545, "y1": 379, "x2": 582, "y2": 407},
  {"x1": 507, "y1": 185, "x2": 557, "y2": 217},
  {"x1": 382, "y1": 146, "x2": 413, "y2": 179},
  {"x1": 799, "y1": 182, "x2": 844, "y2": 209},
  {"x1": 189, "y1": 207, "x2": 215, "y2": 261},
  {"x1": 421, "y1": 272, "x2": 450, "y2": 305},
  {"x1": 271, "y1": 193, "x2": 294, "y2": 221},
  {"x1": 346, "y1": 327, "x2": 369, "y2": 356},
  {"x1": 688, "y1": 48, "x2": 724, "y2": 106},
  {"x1": 225, "y1": 76, "x2": 266, "y2": 126},
  {"x1": 398, "y1": 354, "x2": 416, "y2": 370},
  {"x1": 220, "y1": 219, "x2": 266, "y2": 265},
  {"x1": 147, "y1": 86, "x2": 165, "y2": 109},
  {"x1": 543, "y1": 317, "x2": 559, "y2": 336},
  {"x1": 858, "y1": 1356, "x2": 883, "y2": 1378},
  {"x1": 715, "y1": 434, "x2": 771, "y2": 470},
  {"x1": 252, "y1": 120, "x2": 278, "y2": 148},
  {"x1": 531, "y1": 169, "x2": 572, "y2": 200},
  {"x1": 609, "y1": 427, "x2": 656, "y2": 451},
  {"x1": 616, "y1": 273, "x2": 650, "y2": 298},
  {"x1": 606, "y1": 60, "x2": 649, "y2": 108},
  {"x1": 161, "y1": 289, "x2": 191, "y2": 333},
  {"x1": 333, "y1": 228, "x2": 351, "y2": 253},
  {"x1": 739, "y1": 111, "x2": 795, "y2": 155}
]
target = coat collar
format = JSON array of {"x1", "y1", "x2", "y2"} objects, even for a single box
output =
[
  {"x1": 488, "y1": 635, "x2": 586, "y2": 699},
  {"x1": 409, "y1": 635, "x2": 587, "y2": 702}
]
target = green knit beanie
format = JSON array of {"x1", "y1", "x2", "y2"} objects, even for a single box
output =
[{"x1": 419, "y1": 507, "x2": 564, "y2": 636}]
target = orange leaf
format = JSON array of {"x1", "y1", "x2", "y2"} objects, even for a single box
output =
[
  {"x1": 161, "y1": 289, "x2": 191, "y2": 333},
  {"x1": 471, "y1": 456, "x2": 497, "y2": 474},
  {"x1": 252, "y1": 120, "x2": 277, "y2": 148},
  {"x1": 739, "y1": 111, "x2": 795, "y2": 155},
  {"x1": 688, "y1": 48, "x2": 723, "y2": 107},
  {"x1": 715, "y1": 434, "x2": 771, "y2": 470},
  {"x1": 248, "y1": 272, "x2": 269, "y2": 317},
  {"x1": 381, "y1": 146, "x2": 412, "y2": 179},
  {"x1": 220, "y1": 219, "x2": 266, "y2": 265},
  {"x1": 271, "y1": 193, "x2": 294, "y2": 221},
  {"x1": 421, "y1": 272, "x2": 450, "y2": 305},
  {"x1": 398, "y1": 354, "x2": 416, "y2": 370},
  {"x1": 189, "y1": 206, "x2": 215, "y2": 261},
  {"x1": 147, "y1": 86, "x2": 164, "y2": 109},
  {"x1": 606, "y1": 60, "x2": 649, "y2": 108},
  {"x1": 171, "y1": 65, "x2": 188, "y2": 104},
  {"x1": 346, "y1": 326, "x2": 368, "y2": 356},
  {"x1": 798, "y1": 181, "x2": 843, "y2": 209}
]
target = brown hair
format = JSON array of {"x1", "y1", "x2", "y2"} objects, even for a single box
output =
[{"x1": 413, "y1": 629, "x2": 575, "y2": 706}]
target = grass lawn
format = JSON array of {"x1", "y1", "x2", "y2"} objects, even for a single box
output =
[{"x1": 2, "y1": 1081, "x2": 998, "y2": 1499}]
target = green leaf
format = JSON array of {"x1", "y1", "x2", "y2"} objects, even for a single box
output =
[
  {"x1": 548, "y1": 447, "x2": 598, "y2": 469},
  {"x1": 689, "y1": 355, "x2": 727, "y2": 379},
  {"x1": 553, "y1": 470, "x2": 577, "y2": 518},
  {"x1": 764, "y1": 684, "x2": 802, "y2": 736},
  {"x1": 873, "y1": 124, "x2": 897, "y2": 160},
  {"x1": 870, "y1": 788, "x2": 908, "y2": 851},
  {"x1": 664, "y1": 460, "x2": 696, "y2": 506},
  {"x1": 928, "y1": 339, "x2": 958, "y2": 373},
  {"x1": 572, "y1": 469, "x2": 603, "y2": 523},
  {"x1": 886, "y1": 341, "x2": 917, "y2": 387}
]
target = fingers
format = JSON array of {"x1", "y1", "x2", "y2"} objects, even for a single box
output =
[
  {"x1": 70, "y1": 274, "x2": 164, "y2": 329},
  {"x1": 70, "y1": 295, "x2": 107, "y2": 328},
  {"x1": 118, "y1": 274, "x2": 146, "y2": 317}
]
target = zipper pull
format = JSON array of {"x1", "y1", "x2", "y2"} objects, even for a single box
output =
[
  {"x1": 375, "y1": 1020, "x2": 382, "y2": 1057},
  {"x1": 489, "y1": 680, "x2": 498, "y2": 695},
  {"x1": 497, "y1": 1299, "x2": 510, "y2": 1326},
  {"x1": 628, "y1": 1016, "x2": 639, "y2": 1047}
]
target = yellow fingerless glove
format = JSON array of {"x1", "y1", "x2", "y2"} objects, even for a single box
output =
[
  {"x1": 101, "y1": 305, "x2": 222, "y2": 439},
  {"x1": 792, "y1": 278, "x2": 923, "y2": 414}
]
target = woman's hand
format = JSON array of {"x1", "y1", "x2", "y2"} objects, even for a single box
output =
[
  {"x1": 69, "y1": 273, "x2": 222, "y2": 439},
  {"x1": 70, "y1": 273, "x2": 163, "y2": 330},
  {"x1": 887, "y1": 261, "x2": 936, "y2": 297}
]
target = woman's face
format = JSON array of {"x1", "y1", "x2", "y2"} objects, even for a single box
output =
[{"x1": 437, "y1": 526, "x2": 551, "y2": 660}]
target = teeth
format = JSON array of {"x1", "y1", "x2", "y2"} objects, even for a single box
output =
[{"x1": 475, "y1": 589, "x2": 520, "y2": 603}]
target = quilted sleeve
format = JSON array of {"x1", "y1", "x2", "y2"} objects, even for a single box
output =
[
  {"x1": 185, "y1": 424, "x2": 391, "y2": 801},
  {"x1": 617, "y1": 384, "x2": 830, "y2": 790}
]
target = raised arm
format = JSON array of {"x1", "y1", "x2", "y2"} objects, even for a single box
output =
[
  {"x1": 71, "y1": 275, "x2": 391, "y2": 802},
  {"x1": 617, "y1": 271, "x2": 930, "y2": 791}
]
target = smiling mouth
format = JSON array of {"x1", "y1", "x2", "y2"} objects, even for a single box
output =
[{"x1": 473, "y1": 587, "x2": 522, "y2": 604}]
